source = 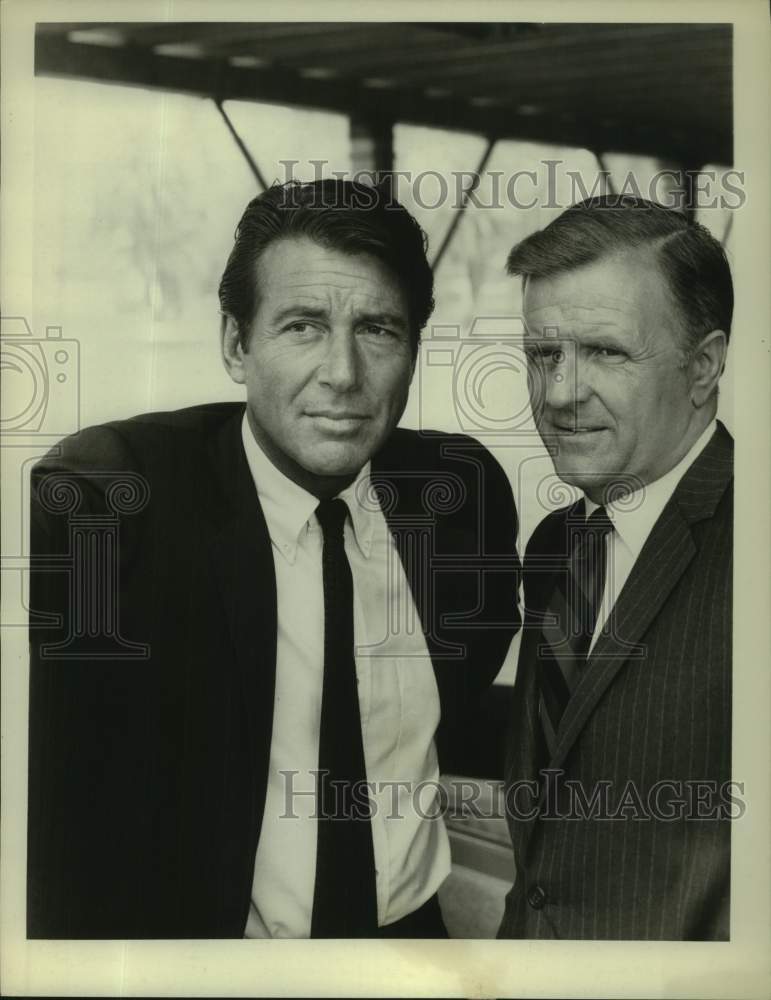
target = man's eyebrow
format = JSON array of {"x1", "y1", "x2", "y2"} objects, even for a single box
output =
[
  {"x1": 270, "y1": 304, "x2": 329, "y2": 324},
  {"x1": 580, "y1": 328, "x2": 630, "y2": 342},
  {"x1": 270, "y1": 305, "x2": 408, "y2": 332},
  {"x1": 358, "y1": 311, "x2": 408, "y2": 331},
  {"x1": 524, "y1": 315, "x2": 630, "y2": 336}
]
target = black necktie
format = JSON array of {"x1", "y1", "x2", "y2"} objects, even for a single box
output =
[
  {"x1": 310, "y1": 498, "x2": 378, "y2": 938},
  {"x1": 538, "y1": 504, "x2": 613, "y2": 757}
]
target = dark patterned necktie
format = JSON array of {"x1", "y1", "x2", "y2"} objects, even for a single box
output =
[
  {"x1": 310, "y1": 498, "x2": 378, "y2": 938},
  {"x1": 538, "y1": 504, "x2": 613, "y2": 757}
]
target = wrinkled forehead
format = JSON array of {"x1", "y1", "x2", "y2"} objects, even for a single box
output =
[
  {"x1": 522, "y1": 291, "x2": 645, "y2": 351},
  {"x1": 255, "y1": 237, "x2": 407, "y2": 314},
  {"x1": 521, "y1": 254, "x2": 679, "y2": 342}
]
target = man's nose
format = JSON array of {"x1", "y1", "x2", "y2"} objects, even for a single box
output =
[
  {"x1": 318, "y1": 329, "x2": 360, "y2": 391},
  {"x1": 541, "y1": 348, "x2": 590, "y2": 412}
]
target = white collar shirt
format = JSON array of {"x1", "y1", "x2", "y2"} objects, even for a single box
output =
[
  {"x1": 585, "y1": 420, "x2": 717, "y2": 653},
  {"x1": 240, "y1": 415, "x2": 450, "y2": 937}
]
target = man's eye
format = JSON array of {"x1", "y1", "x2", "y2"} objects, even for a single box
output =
[
  {"x1": 526, "y1": 347, "x2": 563, "y2": 364},
  {"x1": 361, "y1": 324, "x2": 394, "y2": 339},
  {"x1": 284, "y1": 322, "x2": 316, "y2": 335},
  {"x1": 596, "y1": 346, "x2": 624, "y2": 359},
  {"x1": 525, "y1": 344, "x2": 565, "y2": 364}
]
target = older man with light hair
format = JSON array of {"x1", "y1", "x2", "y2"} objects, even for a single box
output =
[{"x1": 499, "y1": 196, "x2": 733, "y2": 940}]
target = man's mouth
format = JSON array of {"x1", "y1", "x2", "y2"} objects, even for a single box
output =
[
  {"x1": 551, "y1": 423, "x2": 607, "y2": 435},
  {"x1": 305, "y1": 411, "x2": 370, "y2": 433}
]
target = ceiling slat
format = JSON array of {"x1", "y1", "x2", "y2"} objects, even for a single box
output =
[{"x1": 33, "y1": 22, "x2": 733, "y2": 166}]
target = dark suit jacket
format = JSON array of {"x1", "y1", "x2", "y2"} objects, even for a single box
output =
[
  {"x1": 498, "y1": 422, "x2": 733, "y2": 940},
  {"x1": 27, "y1": 402, "x2": 520, "y2": 938}
]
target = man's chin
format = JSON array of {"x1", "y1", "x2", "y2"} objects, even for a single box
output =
[
  {"x1": 300, "y1": 443, "x2": 370, "y2": 481},
  {"x1": 294, "y1": 424, "x2": 398, "y2": 488},
  {"x1": 552, "y1": 462, "x2": 610, "y2": 498},
  {"x1": 554, "y1": 464, "x2": 643, "y2": 505}
]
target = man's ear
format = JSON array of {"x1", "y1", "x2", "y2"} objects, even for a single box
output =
[
  {"x1": 221, "y1": 314, "x2": 247, "y2": 385},
  {"x1": 689, "y1": 328, "x2": 728, "y2": 408}
]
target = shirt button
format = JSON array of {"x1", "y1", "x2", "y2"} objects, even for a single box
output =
[{"x1": 526, "y1": 884, "x2": 547, "y2": 910}]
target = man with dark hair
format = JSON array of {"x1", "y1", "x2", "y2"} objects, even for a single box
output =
[
  {"x1": 219, "y1": 179, "x2": 435, "y2": 356},
  {"x1": 27, "y1": 180, "x2": 520, "y2": 939},
  {"x1": 498, "y1": 196, "x2": 733, "y2": 940}
]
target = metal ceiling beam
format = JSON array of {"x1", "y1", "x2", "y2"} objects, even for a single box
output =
[
  {"x1": 350, "y1": 115, "x2": 394, "y2": 175},
  {"x1": 213, "y1": 99, "x2": 268, "y2": 190},
  {"x1": 594, "y1": 153, "x2": 617, "y2": 196},
  {"x1": 34, "y1": 34, "x2": 732, "y2": 166},
  {"x1": 431, "y1": 139, "x2": 497, "y2": 272}
]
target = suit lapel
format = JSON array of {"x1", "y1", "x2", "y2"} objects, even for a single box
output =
[
  {"x1": 547, "y1": 422, "x2": 733, "y2": 772},
  {"x1": 370, "y1": 432, "x2": 464, "y2": 664},
  {"x1": 549, "y1": 503, "x2": 696, "y2": 770},
  {"x1": 508, "y1": 515, "x2": 569, "y2": 854},
  {"x1": 511, "y1": 425, "x2": 733, "y2": 864},
  {"x1": 208, "y1": 408, "x2": 277, "y2": 815}
]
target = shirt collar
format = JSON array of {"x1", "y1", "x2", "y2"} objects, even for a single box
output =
[
  {"x1": 584, "y1": 419, "x2": 717, "y2": 560},
  {"x1": 337, "y1": 465, "x2": 376, "y2": 559},
  {"x1": 240, "y1": 414, "x2": 375, "y2": 564}
]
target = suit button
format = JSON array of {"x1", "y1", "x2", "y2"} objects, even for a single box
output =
[{"x1": 526, "y1": 884, "x2": 547, "y2": 910}]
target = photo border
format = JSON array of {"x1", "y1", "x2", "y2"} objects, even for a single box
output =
[{"x1": 2, "y1": 1, "x2": 769, "y2": 997}]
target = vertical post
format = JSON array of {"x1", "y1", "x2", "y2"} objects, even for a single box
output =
[
  {"x1": 594, "y1": 152, "x2": 617, "y2": 195},
  {"x1": 350, "y1": 115, "x2": 394, "y2": 176},
  {"x1": 680, "y1": 165, "x2": 703, "y2": 222}
]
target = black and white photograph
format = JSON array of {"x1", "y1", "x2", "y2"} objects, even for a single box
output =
[{"x1": 1, "y1": 2, "x2": 769, "y2": 997}]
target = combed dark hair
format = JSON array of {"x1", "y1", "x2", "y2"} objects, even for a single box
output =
[
  {"x1": 218, "y1": 179, "x2": 434, "y2": 357},
  {"x1": 507, "y1": 195, "x2": 733, "y2": 349}
]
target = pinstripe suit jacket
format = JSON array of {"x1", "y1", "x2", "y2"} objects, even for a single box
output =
[{"x1": 498, "y1": 421, "x2": 733, "y2": 940}]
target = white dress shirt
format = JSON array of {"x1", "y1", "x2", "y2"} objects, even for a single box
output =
[
  {"x1": 240, "y1": 416, "x2": 451, "y2": 938},
  {"x1": 586, "y1": 420, "x2": 717, "y2": 653}
]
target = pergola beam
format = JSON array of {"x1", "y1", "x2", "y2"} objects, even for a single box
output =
[
  {"x1": 34, "y1": 34, "x2": 731, "y2": 166},
  {"x1": 432, "y1": 138, "x2": 497, "y2": 272},
  {"x1": 213, "y1": 99, "x2": 268, "y2": 190}
]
